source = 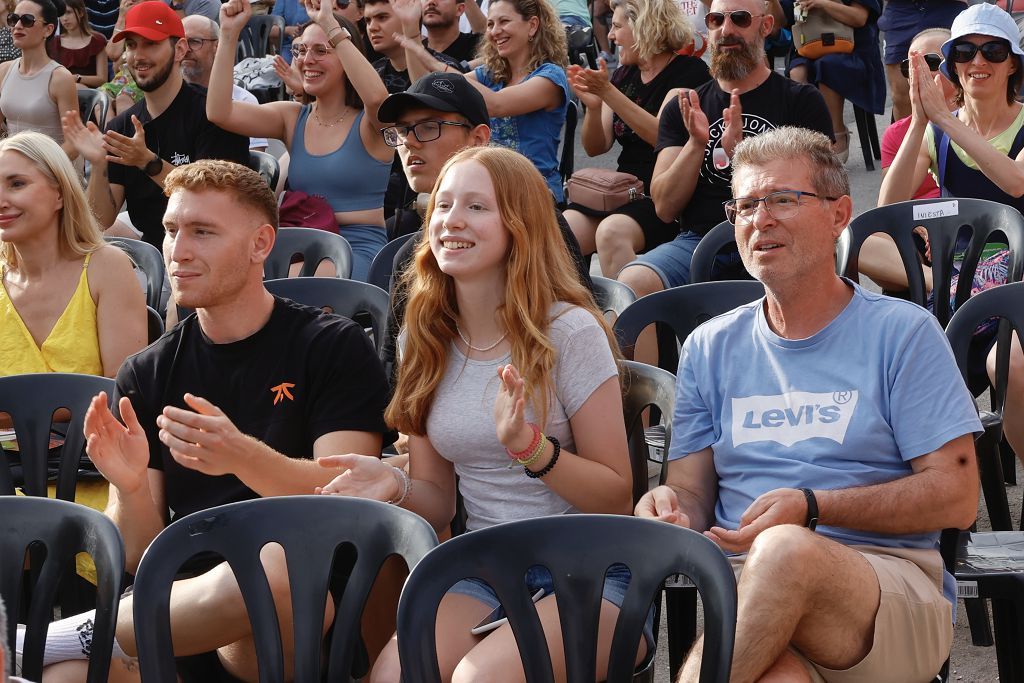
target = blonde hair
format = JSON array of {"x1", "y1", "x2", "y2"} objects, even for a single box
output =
[
  {"x1": 164, "y1": 159, "x2": 279, "y2": 227},
  {"x1": 0, "y1": 132, "x2": 104, "y2": 271},
  {"x1": 386, "y1": 146, "x2": 619, "y2": 435},
  {"x1": 477, "y1": 0, "x2": 568, "y2": 85},
  {"x1": 611, "y1": 0, "x2": 693, "y2": 62}
]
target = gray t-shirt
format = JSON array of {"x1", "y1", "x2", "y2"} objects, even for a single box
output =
[{"x1": 423, "y1": 304, "x2": 618, "y2": 530}]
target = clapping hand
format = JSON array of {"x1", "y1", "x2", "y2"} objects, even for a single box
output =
[
  {"x1": 720, "y1": 88, "x2": 743, "y2": 158},
  {"x1": 678, "y1": 88, "x2": 710, "y2": 148},
  {"x1": 705, "y1": 487, "x2": 808, "y2": 552},
  {"x1": 84, "y1": 392, "x2": 150, "y2": 496},
  {"x1": 493, "y1": 364, "x2": 532, "y2": 452},
  {"x1": 61, "y1": 109, "x2": 107, "y2": 166},
  {"x1": 101, "y1": 115, "x2": 154, "y2": 170},
  {"x1": 316, "y1": 453, "x2": 400, "y2": 500},
  {"x1": 635, "y1": 485, "x2": 692, "y2": 528}
]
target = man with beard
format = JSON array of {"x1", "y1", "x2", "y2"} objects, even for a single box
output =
[
  {"x1": 421, "y1": 0, "x2": 484, "y2": 63},
  {"x1": 62, "y1": 1, "x2": 248, "y2": 249},
  {"x1": 180, "y1": 15, "x2": 267, "y2": 152},
  {"x1": 616, "y1": 0, "x2": 833, "y2": 318}
]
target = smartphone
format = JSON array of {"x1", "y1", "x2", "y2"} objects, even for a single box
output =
[{"x1": 469, "y1": 588, "x2": 545, "y2": 636}]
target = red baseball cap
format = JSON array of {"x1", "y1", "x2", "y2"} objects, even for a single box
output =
[{"x1": 112, "y1": 1, "x2": 185, "y2": 42}]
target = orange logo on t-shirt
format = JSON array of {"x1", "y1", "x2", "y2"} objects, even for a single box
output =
[{"x1": 271, "y1": 382, "x2": 296, "y2": 405}]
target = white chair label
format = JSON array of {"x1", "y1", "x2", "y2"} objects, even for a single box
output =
[
  {"x1": 912, "y1": 200, "x2": 959, "y2": 221},
  {"x1": 956, "y1": 581, "x2": 979, "y2": 599}
]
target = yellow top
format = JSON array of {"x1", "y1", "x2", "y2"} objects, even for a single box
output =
[{"x1": 0, "y1": 253, "x2": 103, "y2": 377}]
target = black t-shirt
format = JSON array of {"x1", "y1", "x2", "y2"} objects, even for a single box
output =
[
  {"x1": 113, "y1": 296, "x2": 392, "y2": 521},
  {"x1": 610, "y1": 55, "x2": 710, "y2": 189},
  {"x1": 373, "y1": 50, "x2": 459, "y2": 94},
  {"x1": 428, "y1": 31, "x2": 480, "y2": 64},
  {"x1": 106, "y1": 83, "x2": 249, "y2": 248},
  {"x1": 654, "y1": 71, "x2": 833, "y2": 235}
]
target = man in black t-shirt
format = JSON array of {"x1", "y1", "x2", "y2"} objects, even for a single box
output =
[
  {"x1": 616, "y1": 0, "x2": 833, "y2": 324},
  {"x1": 421, "y1": 0, "x2": 483, "y2": 64},
  {"x1": 62, "y1": 1, "x2": 248, "y2": 249},
  {"x1": 36, "y1": 161, "x2": 392, "y2": 681}
]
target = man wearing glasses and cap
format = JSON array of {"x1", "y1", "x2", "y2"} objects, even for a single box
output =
[
  {"x1": 62, "y1": 1, "x2": 248, "y2": 250},
  {"x1": 637, "y1": 126, "x2": 981, "y2": 683}
]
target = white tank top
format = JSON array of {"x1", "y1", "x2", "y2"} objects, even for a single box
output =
[{"x1": 0, "y1": 58, "x2": 64, "y2": 143}]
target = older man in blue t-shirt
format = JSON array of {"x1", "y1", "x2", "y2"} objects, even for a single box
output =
[{"x1": 636, "y1": 126, "x2": 981, "y2": 683}]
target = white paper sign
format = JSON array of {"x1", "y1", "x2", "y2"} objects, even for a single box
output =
[{"x1": 912, "y1": 200, "x2": 959, "y2": 221}]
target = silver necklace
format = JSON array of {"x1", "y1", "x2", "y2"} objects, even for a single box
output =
[
  {"x1": 312, "y1": 104, "x2": 349, "y2": 128},
  {"x1": 456, "y1": 323, "x2": 507, "y2": 352}
]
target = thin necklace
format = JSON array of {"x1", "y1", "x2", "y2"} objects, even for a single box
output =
[
  {"x1": 312, "y1": 104, "x2": 349, "y2": 128},
  {"x1": 456, "y1": 323, "x2": 507, "y2": 352}
]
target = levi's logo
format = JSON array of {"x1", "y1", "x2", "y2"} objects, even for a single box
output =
[
  {"x1": 271, "y1": 382, "x2": 296, "y2": 405},
  {"x1": 731, "y1": 390, "x2": 858, "y2": 447}
]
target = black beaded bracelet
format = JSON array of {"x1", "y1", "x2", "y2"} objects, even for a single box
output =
[{"x1": 525, "y1": 435, "x2": 560, "y2": 478}]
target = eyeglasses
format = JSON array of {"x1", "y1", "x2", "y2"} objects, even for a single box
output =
[
  {"x1": 949, "y1": 39, "x2": 1011, "y2": 64},
  {"x1": 704, "y1": 10, "x2": 763, "y2": 30},
  {"x1": 185, "y1": 36, "x2": 217, "y2": 51},
  {"x1": 723, "y1": 190, "x2": 837, "y2": 224},
  {"x1": 290, "y1": 43, "x2": 332, "y2": 59},
  {"x1": 6, "y1": 12, "x2": 37, "y2": 28},
  {"x1": 381, "y1": 120, "x2": 472, "y2": 147},
  {"x1": 900, "y1": 52, "x2": 942, "y2": 79}
]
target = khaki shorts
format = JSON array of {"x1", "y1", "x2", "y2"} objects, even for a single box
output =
[{"x1": 731, "y1": 545, "x2": 952, "y2": 683}]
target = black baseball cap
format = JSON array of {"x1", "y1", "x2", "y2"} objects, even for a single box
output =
[{"x1": 377, "y1": 71, "x2": 490, "y2": 128}]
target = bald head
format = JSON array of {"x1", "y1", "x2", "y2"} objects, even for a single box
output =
[{"x1": 181, "y1": 15, "x2": 219, "y2": 86}]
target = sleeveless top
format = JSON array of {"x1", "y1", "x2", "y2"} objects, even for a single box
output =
[
  {"x1": 0, "y1": 253, "x2": 103, "y2": 376},
  {"x1": 287, "y1": 107, "x2": 391, "y2": 213},
  {"x1": 0, "y1": 58, "x2": 64, "y2": 143}
]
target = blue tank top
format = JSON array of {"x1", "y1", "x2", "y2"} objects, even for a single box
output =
[
  {"x1": 933, "y1": 119, "x2": 1024, "y2": 214},
  {"x1": 288, "y1": 106, "x2": 391, "y2": 213}
]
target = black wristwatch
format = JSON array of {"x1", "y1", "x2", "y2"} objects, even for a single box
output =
[
  {"x1": 800, "y1": 488, "x2": 819, "y2": 531},
  {"x1": 143, "y1": 154, "x2": 163, "y2": 177}
]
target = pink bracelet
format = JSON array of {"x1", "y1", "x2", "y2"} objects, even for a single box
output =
[{"x1": 505, "y1": 423, "x2": 541, "y2": 460}]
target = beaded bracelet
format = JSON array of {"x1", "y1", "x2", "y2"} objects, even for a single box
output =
[
  {"x1": 386, "y1": 466, "x2": 412, "y2": 506},
  {"x1": 525, "y1": 435, "x2": 560, "y2": 478},
  {"x1": 505, "y1": 423, "x2": 541, "y2": 460},
  {"x1": 517, "y1": 440, "x2": 546, "y2": 468}
]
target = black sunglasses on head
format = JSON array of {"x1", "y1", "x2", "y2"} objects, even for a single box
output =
[
  {"x1": 900, "y1": 52, "x2": 943, "y2": 79},
  {"x1": 6, "y1": 12, "x2": 37, "y2": 28},
  {"x1": 704, "y1": 10, "x2": 763, "y2": 30},
  {"x1": 949, "y1": 39, "x2": 1012, "y2": 64}
]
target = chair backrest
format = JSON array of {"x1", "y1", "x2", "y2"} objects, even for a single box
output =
[
  {"x1": 841, "y1": 198, "x2": 1024, "y2": 327},
  {"x1": 264, "y1": 277, "x2": 390, "y2": 353},
  {"x1": 592, "y1": 275, "x2": 637, "y2": 319},
  {"x1": 0, "y1": 373, "x2": 115, "y2": 500},
  {"x1": 237, "y1": 14, "x2": 285, "y2": 60},
  {"x1": 613, "y1": 281, "x2": 766, "y2": 370},
  {"x1": 146, "y1": 305, "x2": 165, "y2": 343},
  {"x1": 367, "y1": 232, "x2": 417, "y2": 293},
  {"x1": 133, "y1": 496, "x2": 438, "y2": 683},
  {"x1": 265, "y1": 227, "x2": 354, "y2": 279},
  {"x1": 622, "y1": 360, "x2": 675, "y2": 501},
  {"x1": 104, "y1": 236, "x2": 166, "y2": 313},
  {"x1": 559, "y1": 100, "x2": 579, "y2": 194},
  {"x1": 1, "y1": 497, "x2": 124, "y2": 683},
  {"x1": 397, "y1": 515, "x2": 735, "y2": 683},
  {"x1": 249, "y1": 150, "x2": 281, "y2": 191},
  {"x1": 77, "y1": 87, "x2": 108, "y2": 127}
]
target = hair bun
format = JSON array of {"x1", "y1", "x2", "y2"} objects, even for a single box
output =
[{"x1": 50, "y1": 0, "x2": 67, "y2": 17}]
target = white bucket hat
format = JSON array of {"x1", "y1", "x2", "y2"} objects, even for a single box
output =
[{"x1": 939, "y1": 3, "x2": 1024, "y2": 80}]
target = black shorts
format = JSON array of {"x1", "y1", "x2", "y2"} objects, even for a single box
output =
[{"x1": 566, "y1": 197, "x2": 679, "y2": 254}]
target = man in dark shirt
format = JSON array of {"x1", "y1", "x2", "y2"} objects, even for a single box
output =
[
  {"x1": 62, "y1": 1, "x2": 248, "y2": 249},
  {"x1": 421, "y1": 0, "x2": 483, "y2": 63}
]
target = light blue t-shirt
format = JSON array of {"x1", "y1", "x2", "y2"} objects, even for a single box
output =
[
  {"x1": 271, "y1": 0, "x2": 310, "y2": 64},
  {"x1": 671, "y1": 282, "x2": 982, "y2": 555},
  {"x1": 474, "y1": 62, "x2": 568, "y2": 202}
]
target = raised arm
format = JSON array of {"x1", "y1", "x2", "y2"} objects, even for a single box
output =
[
  {"x1": 465, "y1": 67, "x2": 563, "y2": 117},
  {"x1": 462, "y1": 0, "x2": 486, "y2": 34},
  {"x1": 650, "y1": 89, "x2": 705, "y2": 222}
]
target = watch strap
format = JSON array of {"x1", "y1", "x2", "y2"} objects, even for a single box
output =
[
  {"x1": 800, "y1": 488, "x2": 818, "y2": 531},
  {"x1": 328, "y1": 26, "x2": 350, "y2": 48},
  {"x1": 144, "y1": 154, "x2": 163, "y2": 177}
]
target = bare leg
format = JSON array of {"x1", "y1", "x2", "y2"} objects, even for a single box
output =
[
  {"x1": 818, "y1": 84, "x2": 849, "y2": 152},
  {"x1": 857, "y1": 233, "x2": 934, "y2": 292},
  {"x1": 679, "y1": 526, "x2": 879, "y2": 683},
  {"x1": 617, "y1": 264, "x2": 665, "y2": 367},
  {"x1": 592, "y1": 0, "x2": 611, "y2": 54},
  {"x1": 595, "y1": 214, "x2": 645, "y2": 278},
  {"x1": 886, "y1": 63, "x2": 910, "y2": 122},
  {"x1": 988, "y1": 333, "x2": 1024, "y2": 465},
  {"x1": 563, "y1": 209, "x2": 599, "y2": 258}
]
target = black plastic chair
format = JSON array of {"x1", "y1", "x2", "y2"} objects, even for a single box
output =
[
  {"x1": 132, "y1": 496, "x2": 438, "y2": 683},
  {"x1": 613, "y1": 280, "x2": 766, "y2": 371},
  {"x1": 841, "y1": 198, "x2": 1024, "y2": 328},
  {"x1": 77, "y1": 87, "x2": 108, "y2": 127},
  {"x1": 396, "y1": 515, "x2": 736, "y2": 683},
  {"x1": 592, "y1": 276, "x2": 636, "y2": 320},
  {"x1": 249, "y1": 150, "x2": 281, "y2": 191},
  {"x1": 236, "y1": 14, "x2": 285, "y2": 60},
  {"x1": 0, "y1": 373, "x2": 114, "y2": 501},
  {"x1": 147, "y1": 305, "x2": 165, "y2": 343},
  {"x1": 265, "y1": 227, "x2": 353, "y2": 279},
  {"x1": 1, "y1": 497, "x2": 125, "y2": 683},
  {"x1": 367, "y1": 232, "x2": 417, "y2": 293},
  {"x1": 621, "y1": 360, "x2": 674, "y2": 500},
  {"x1": 264, "y1": 277, "x2": 390, "y2": 354},
  {"x1": 853, "y1": 105, "x2": 881, "y2": 172},
  {"x1": 104, "y1": 236, "x2": 166, "y2": 313}
]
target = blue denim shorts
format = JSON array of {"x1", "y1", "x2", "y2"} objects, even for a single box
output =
[
  {"x1": 627, "y1": 230, "x2": 743, "y2": 289},
  {"x1": 449, "y1": 563, "x2": 656, "y2": 649}
]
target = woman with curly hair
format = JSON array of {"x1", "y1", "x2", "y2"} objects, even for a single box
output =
[
  {"x1": 565, "y1": 0, "x2": 710, "y2": 277},
  {"x1": 317, "y1": 146, "x2": 641, "y2": 681}
]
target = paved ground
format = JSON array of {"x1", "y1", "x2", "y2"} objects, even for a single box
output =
[{"x1": 570, "y1": 100, "x2": 1014, "y2": 681}]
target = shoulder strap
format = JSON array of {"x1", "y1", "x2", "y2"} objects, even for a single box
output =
[{"x1": 933, "y1": 121, "x2": 951, "y2": 198}]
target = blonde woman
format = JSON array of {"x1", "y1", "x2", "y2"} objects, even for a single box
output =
[
  {"x1": 0, "y1": 131, "x2": 145, "y2": 379},
  {"x1": 317, "y1": 147, "x2": 641, "y2": 682},
  {"x1": 564, "y1": 0, "x2": 711, "y2": 277}
]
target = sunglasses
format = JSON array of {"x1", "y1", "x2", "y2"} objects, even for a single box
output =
[
  {"x1": 949, "y1": 39, "x2": 1011, "y2": 64},
  {"x1": 6, "y1": 12, "x2": 37, "y2": 28},
  {"x1": 704, "y1": 10, "x2": 763, "y2": 30},
  {"x1": 900, "y1": 52, "x2": 942, "y2": 79}
]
